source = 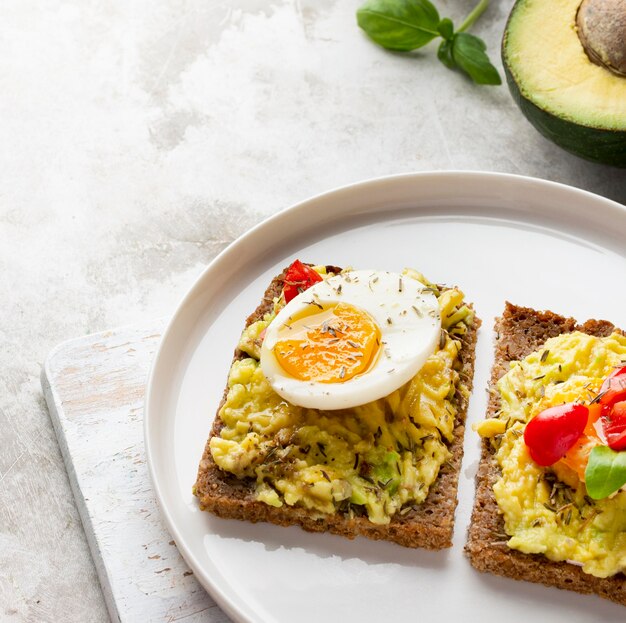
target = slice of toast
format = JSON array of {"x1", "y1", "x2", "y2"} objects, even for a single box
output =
[
  {"x1": 194, "y1": 266, "x2": 480, "y2": 549},
  {"x1": 466, "y1": 302, "x2": 626, "y2": 605}
]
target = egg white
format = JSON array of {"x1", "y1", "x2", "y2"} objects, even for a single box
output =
[{"x1": 260, "y1": 270, "x2": 441, "y2": 410}]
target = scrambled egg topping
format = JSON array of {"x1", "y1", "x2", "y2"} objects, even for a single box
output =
[
  {"x1": 478, "y1": 331, "x2": 626, "y2": 577},
  {"x1": 209, "y1": 268, "x2": 474, "y2": 524}
]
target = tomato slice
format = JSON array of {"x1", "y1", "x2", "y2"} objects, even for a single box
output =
[
  {"x1": 524, "y1": 403, "x2": 589, "y2": 467},
  {"x1": 602, "y1": 400, "x2": 626, "y2": 451},
  {"x1": 598, "y1": 366, "x2": 626, "y2": 407},
  {"x1": 282, "y1": 260, "x2": 323, "y2": 303}
]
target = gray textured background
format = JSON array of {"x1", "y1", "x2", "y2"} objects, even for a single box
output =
[{"x1": 1, "y1": 0, "x2": 624, "y2": 621}]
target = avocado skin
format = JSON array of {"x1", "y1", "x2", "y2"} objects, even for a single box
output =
[
  {"x1": 502, "y1": 5, "x2": 626, "y2": 168},
  {"x1": 504, "y1": 64, "x2": 626, "y2": 167}
]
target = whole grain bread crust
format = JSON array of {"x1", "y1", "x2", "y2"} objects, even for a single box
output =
[
  {"x1": 194, "y1": 266, "x2": 480, "y2": 549},
  {"x1": 465, "y1": 302, "x2": 626, "y2": 605}
]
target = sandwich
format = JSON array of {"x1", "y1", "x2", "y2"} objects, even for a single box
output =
[
  {"x1": 193, "y1": 260, "x2": 479, "y2": 548},
  {"x1": 467, "y1": 302, "x2": 626, "y2": 605}
]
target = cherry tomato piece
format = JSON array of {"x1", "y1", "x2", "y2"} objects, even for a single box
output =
[
  {"x1": 598, "y1": 366, "x2": 626, "y2": 407},
  {"x1": 602, "y1": 401, "x2": 626, "y2": 451},
  {"x1": 524, "y1": 403, "x2": 589, "y2": 467},
  {"x1": 283, "y1": 260, "x2": 323, "y2": 303}
]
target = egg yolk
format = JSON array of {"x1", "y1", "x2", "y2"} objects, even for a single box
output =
[{"x1": 273, "y1": 302, "x2": 382, "y2": 383}]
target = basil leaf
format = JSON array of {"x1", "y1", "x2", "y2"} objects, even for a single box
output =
[
  {"x1": 451, "y1": 32, "x2": 501, "y2": 85},
  {"x1": 437, "y1": 17, "x2": 454, "y2": 41},
  {"x1": 437, "y1": 39, "x2": 455, "y2": 69},
  {"x1": 585, "y1": 445, "x2": 626, "y2": 500},
  {"x1": 357, "y1": 0, "x2": 441, "y2": 51}
]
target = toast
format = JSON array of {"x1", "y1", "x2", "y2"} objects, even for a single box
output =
[
  {"x1": 466, "y1": 302, "x2": 626, "y2": 605},
  {"x1": 194, "y1": 265, "x2": 480, "y2": 549}
]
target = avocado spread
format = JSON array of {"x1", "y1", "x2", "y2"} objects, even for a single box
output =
[
  {"x1": 209, "y1": 268, "x2": 474, "y2": 525},
  {"x1": 477, "y1": 331, "x2": 626, "y2": 577}
]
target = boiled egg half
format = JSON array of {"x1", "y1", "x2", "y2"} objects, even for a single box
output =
[{"x1": 260, "y1": 270, "x2": 441, "y2": 409}]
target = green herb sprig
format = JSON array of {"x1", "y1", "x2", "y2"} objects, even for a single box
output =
[
  {"x1": 585, "y1": 445, "x2": 626, "y2": 500},
  {"x1": 356, "y1": 0, "x2": 501, "y2": 85}
]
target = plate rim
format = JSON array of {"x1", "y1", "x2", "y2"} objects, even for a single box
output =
[{"x1": 144, "y1": 171, "x2": 626, "y2": 623}]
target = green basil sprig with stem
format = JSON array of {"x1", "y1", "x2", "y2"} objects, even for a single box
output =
[{"x1": 356, "y1": 0, "x2": 501, "y2": 85}]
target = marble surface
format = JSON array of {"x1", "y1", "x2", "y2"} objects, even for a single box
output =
[{"x1": 0, "y1": 1, "x2": 623, "y2": 621}]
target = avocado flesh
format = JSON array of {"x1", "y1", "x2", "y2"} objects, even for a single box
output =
[{"x1": 504, "y1": 0, "x2": 626, "y2": 132}]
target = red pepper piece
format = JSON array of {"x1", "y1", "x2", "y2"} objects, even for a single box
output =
[
  {"x1": 524, "y1": 403, "x2": 589, "y2": 466},
  {"x1": 602, "y1": 401, "x2": 626, "y2": 451},
  {"x1": 598, "y1": 366, "x2": 626, "y2": 407},
  {"x1": 282, "y1": 260, "x2": 323, "y2": 303}
]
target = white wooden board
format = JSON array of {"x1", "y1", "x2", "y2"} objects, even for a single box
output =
[{"x1": 41, "y1": 325, "x2": 230, "y2": 623}]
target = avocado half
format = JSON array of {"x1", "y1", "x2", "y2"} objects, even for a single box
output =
[{"x1": 503, "y1": 0, "x2": 626, "y2": 167}]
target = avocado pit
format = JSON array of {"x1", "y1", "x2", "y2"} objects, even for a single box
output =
[{"x1": 577, "y1": 0, "x2": 626, "y2": 77}]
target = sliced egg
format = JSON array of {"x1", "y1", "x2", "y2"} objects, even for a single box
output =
[{"x1": 260, "y1": 270, "x2": 441, "y2": 409}]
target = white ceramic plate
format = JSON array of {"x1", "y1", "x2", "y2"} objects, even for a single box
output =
[{"x1": 145, "y1": 172, "x2": 626, "y2": 623}]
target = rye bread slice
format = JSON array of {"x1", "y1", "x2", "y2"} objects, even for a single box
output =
[
  {"x1": 194, "y1": 266, "x2": 480, "y2": 549},
  {"x1": 466, "y1": 302, "x2": 626, "y2": 605}
]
